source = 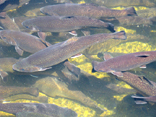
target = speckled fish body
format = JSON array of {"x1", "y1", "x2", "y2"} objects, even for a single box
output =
[
  {"x1": 13, "y1": 31, "x2": 126, "y2": 72},
  {"x1": 16, "y1": 112, "x2": 52, "y2": 117},
  {"x1": 40, "y1": 3, "x2": 137, "y2": 18},
  {"x1": 0, "y1": 0, "x2": 6, "y2": 5},
  {"x1": 0, "y1": 103, "x2": 77, "y2": 117},
  {"x1": 93, "y1": 0, "x2": 155, "y2": 7},
  {"x1": 104, "y1": 16, "x2": 153, "y2": 26},
  {"x1": 22, "y1": 15, "x2": 115, "y2": 32},
  {"x1": 92, "y1": 51, "x2": 156, "y2": 77},
  {"x1": 0, "y1": 30, "x2": 49, "y2": 55},
  {"x1": 0, "y1": 86, "x2": 39, "y2": 100},
  {"x1": 117, "y1": 72, "x2": 156, "y2": 97},
  {"x1": 0, "y1": 14, "x2": 20, "y2": 31}
]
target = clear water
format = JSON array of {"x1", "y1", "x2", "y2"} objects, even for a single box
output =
[{"x1": 0, "y1": 0, "x2": 156, "y2": 117}]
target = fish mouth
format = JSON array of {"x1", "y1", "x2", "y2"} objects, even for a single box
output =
[{"x1": 12, "y1": 64, "x2": 18, "y2": 71}]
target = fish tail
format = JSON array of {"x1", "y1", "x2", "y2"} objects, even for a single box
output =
[
  {"x1": 107, "y1": 23, "x2": 115, "y2": 32},
  {"x1": 149, "y1": 16, "x2": 156, "y2": 23},
  {"x1": 112, "y1": 31, "x2": 127, "y2": 40},
  {"x1": 124, "y1": 7, "x2": 137, "y2": 16},
  {"x1": 91, "y1": 61, "x2": 99, "y2": 73},
  {"x1": 28, "y1": 88, "x2": 39, "y2": 97}
]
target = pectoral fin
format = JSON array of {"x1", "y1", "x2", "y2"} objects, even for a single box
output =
[
  {"x1": 111, "y1": 71, "x2": 123, "y2": 77},
  {"x1": 39, "y1": 67, "x2": 52, "y2": 71},
  {"x1": 0, "y1": 70, "x2": 8, "y2": 80},
  {"x1": 15, "y1": 46, "x2": 23, "y2": 56},
  {"x1": 71, "y1": 53, "x2": 82, "y2": 58},
  {"x1": 140, "y1": 65, "x2": 146, "y2": 68},
  {"x1": 104, "y1": 53, "x2": 113, "y2": 61},
  {"x1": 68, "y1": 30, "x2": 77, "y2": 36},
  {"x1": 64, "y1": 61, "x2": 80, "y2": 77},
  {"x1": 38, "y1": 32, "x2": 46, "y2": 40},
  {"x1": 134, "y1": 100, "x2": 147, "y2": 104}
]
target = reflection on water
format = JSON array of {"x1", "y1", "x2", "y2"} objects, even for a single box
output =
[{"x1": 0, "y1": 0, "x2": 156, "y2": 117}]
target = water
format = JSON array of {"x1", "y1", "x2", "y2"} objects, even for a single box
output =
[{"x1": 0, "y1": 0, "x2": 156, "y2": 117}]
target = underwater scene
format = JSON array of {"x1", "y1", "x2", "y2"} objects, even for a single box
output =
[{"x1": 1, "y1": 0, "x2": 156, "y2": 117}]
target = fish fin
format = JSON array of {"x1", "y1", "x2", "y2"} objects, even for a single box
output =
[
  {"x1": 81, "y1": 30, "x2": 90, "y2": 36},
  {"x1": 0, "y1": 70, "x2": 8, "y2": 80},
  {"x1": 135, "y1": 54, "x2": 150, "y2": 58},
  {"x1": 134, "y1": 100, "x2": 147, "y2": 104},
  {"x1": 61, "y1": 37, "x2": 78, "y2": 46},
  {"x1": 92, "y1": 67, "x2": 97, "y2": 73},
  {"x1": 30, "y1": 74, "x2": 39, "y2": 78},
  {"x1": 38, "y1": 32, "x2": 46, "y2": 41},
  {"x1": 92, "y1": 61, "x2": 100, "y2": 68},
  {"x1": 111, "y1": 71, "x2": 123, "y2": 77},
  {"x1": 64, "y1": 61, "x2": 81, "y2": 77},
  {"x1": 91, "y1": 61, "x2": 100, "y2": 72},
  {"x1": 71, "y1": 53, "x2": 82, "y2": 58},
  {"x1": 15, "y1": 46, "x2": 23, "y2": 56},
  {"x1": 131, "y1": 95, "x2": 144, "y2": 99},
  {"x1": 68, "y1": 31, "x2": 77, "y2": 36},
  {"x1": 39, "y1": 67, "x2": 52, "y2": 71},
  {"x1": 138, "y1": 76, "x2": 153, "y2": 86},
  {"x1": 0, "y1": 12, "x2": 6, "y2": 18},
  {"x1": 113, "y1": 31, "x2": 127, "y2": 40},
  {"x1": 107, "y1": 23, "x2": 115, "y2": 32},
  {"x1": 149, "y1": 16, "x2": 156, "y2": 23},
  {"x1": 104, "y1": 53, "x2": 113, "y2": 61},
  {"x1": 140, "y1": 65, "x2": 146, "y2": 68},
  {"x1": 124, "y1": 7, "x2": 137, "y2": 16},
  {"x1": 60, "y1": 16, "x2": 76, "y2": 19}
]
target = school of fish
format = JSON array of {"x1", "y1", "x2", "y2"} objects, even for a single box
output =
[{"x1": 0, "y1": 0, "x2": 156, "y2": 117}]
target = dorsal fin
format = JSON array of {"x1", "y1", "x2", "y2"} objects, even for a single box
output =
[
  {"x1": 60, "y1": 16, "x2": 76, "y2": 20},
  {"x1": 138, "y1": 76, "x2": 153, "y2": 86},
  {"x1": 104, "y1": 53, "x2": 113, "y2": 61},
  {"x1": 135, "y1": 54, "x2": 150, "y2": 58},
  {"x1": 61, "y1": 37, "x2": 78, "y2": 46}
]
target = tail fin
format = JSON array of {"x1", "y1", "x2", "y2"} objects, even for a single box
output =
[
  {"x1": 107, "y1": 23, "x2": 115, "y2": 32},
  {"x1": 91, "y1": 61, "x2": 100, "y2": 73},
  {"x1": 29, "y1": 88, "x2": 39, "y2": 97},
  {"x1": 149, "y1": 16, "x2": 156, "y2": 24},
  {"x1": 125, "y1": 7, "x2": 137, "y2": 16},
  {"x1": 113, "y1": 31, "x2": 127, "y2": 40}
]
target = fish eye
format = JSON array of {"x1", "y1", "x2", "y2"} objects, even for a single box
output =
[
  {"x1": 2, "y1": 36, "x2": 6, "y2": 39},
  {"x1": 25, "y1": 26, "x2": 30, "y2": 29},
  {"x1": 20, "y1": 68, "x2": 25, "y2": 71}
]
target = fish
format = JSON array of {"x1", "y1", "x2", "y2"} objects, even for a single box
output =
[
  {"x1": 12, "y1": 31, "x2": 126, "y2": 72},
  {"x1": 0, "y1": 0, "x2": 30, "y2": 12},
  {"x1": 0, "y1": 14, "x2": 20, "y2": 31},
  {"x1": 40, "y1": 3, "x2": 137, "y2": 19},
  {"x1": 131, "y1": 95, "x2": 156, "y2": 104},
  {"x1": 33, "y1": 76, "x2": 105, "y2": 112},
  {"x1": 22, "y1": 15, "x2": 115, "y2": 33},
  {"x1": 4, "y1": 94, "x2": 48, "y2": 103},
  {"x1": 0, "y1": 103, "x2": 77, "y2": 117},
  {"x1": 0, "y1": 0, "x2": 6, "y2": 5},
  {"x1": 0, "y1": 57, "x2": 18, "y2": 79},
  {"x1": 16, "y1": 111, "x2": 52, "y2": 117},
  {"x1": 117, "y1": 72, "x2": 156, "y2": 96},
  {"x1": 93, "y1": 0, "x2": 155, "y2": 7},
  {"x1": 0, "y1": 30, "x2": 50, "y2": 56},
  {"x1": 103, "y1": 16, "x2": 155, "y2": 26},
  {"x1": 0, "y1": 86, "x2": 39, "y2": 100},
  {"x1": 92, "y1": 51, "x2": 156, "y2": 77}
]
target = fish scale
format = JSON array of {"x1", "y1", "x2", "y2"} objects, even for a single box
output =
[{"x1": 13, "y1": 31, "x2": 126, "y2": 72}]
